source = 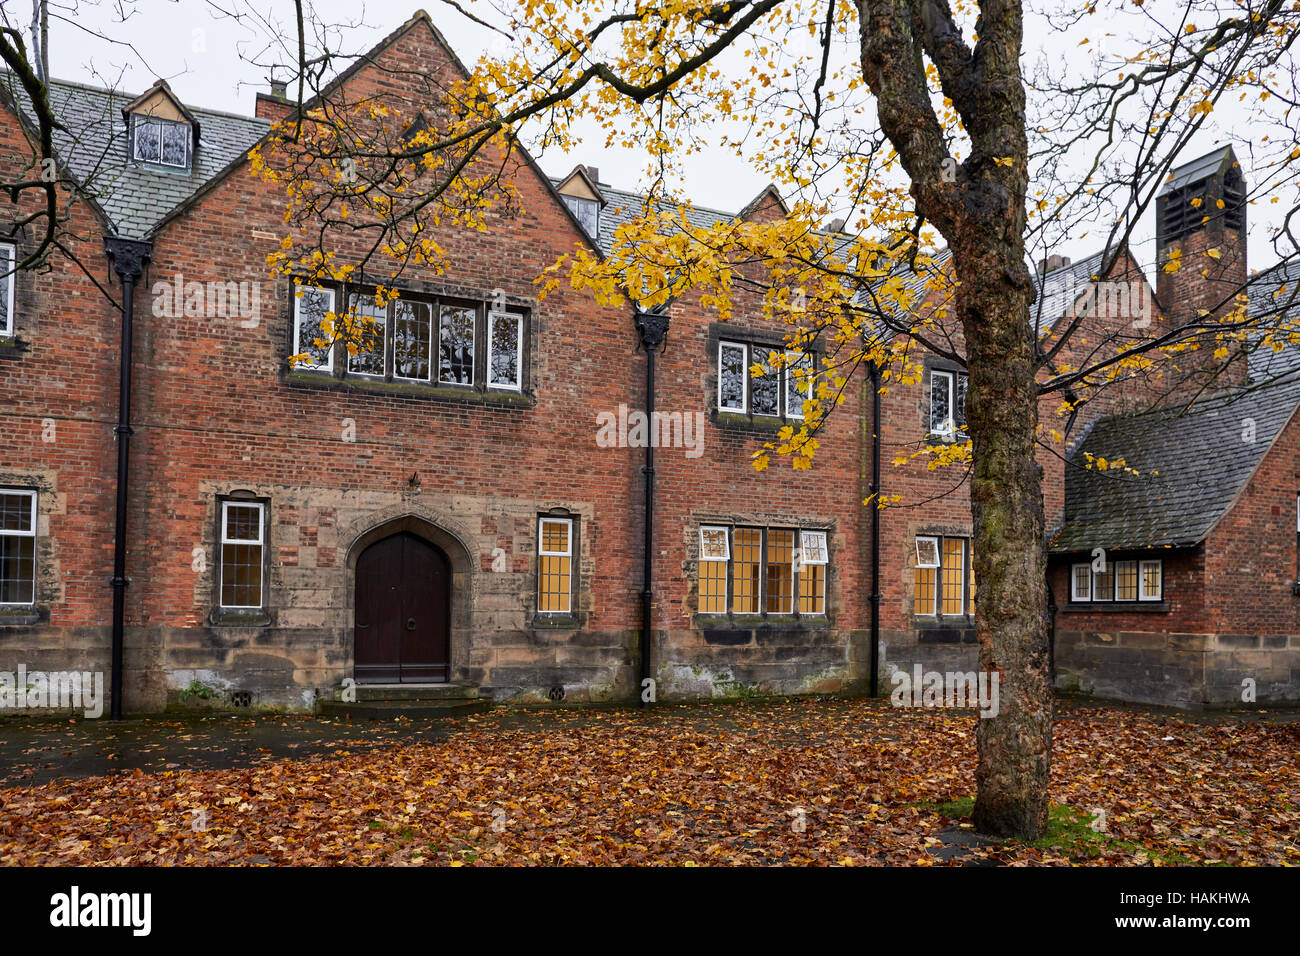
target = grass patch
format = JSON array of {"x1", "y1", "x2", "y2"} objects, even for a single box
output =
[{"x1": 914, "y1": 797, "x2": 1203, "y2": 864}]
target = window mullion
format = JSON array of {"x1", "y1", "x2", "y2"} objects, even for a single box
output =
[
  {"x1": 385, "y1": 301, "x2": 395, "y2": 381},
  {"x1": 936, "y1": 536, "x2": 945, "y2": 616},
  {"x1": 476, "y1": 307, "x2": 486, "y2": 391},
  {"x1": 726, "y1": 528, "x2": 735, "y2": 618}
]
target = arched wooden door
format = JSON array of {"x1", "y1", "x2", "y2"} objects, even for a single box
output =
[{"x1": 354, "y1": 532, "x2": 450, "y2": 683}]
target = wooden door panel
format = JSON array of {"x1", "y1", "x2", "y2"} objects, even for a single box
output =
[
  {"x1": 355, "y1": 532, "x2": 450, "y2": 684},
  {"x1": 399, "y1": 534, "x2": 450, "y2": 682}
]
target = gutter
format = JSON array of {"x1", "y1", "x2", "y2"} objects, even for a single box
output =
[
  {"x1": 104, "y1": 236, "x2": 151, "y2": 720},
  {"x1": 634, "y1": 310, "x2": 669, "y2": 705}
]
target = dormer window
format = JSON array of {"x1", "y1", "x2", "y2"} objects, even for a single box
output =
[
  {"x1": 561, "y1": 195, "x2": 599, "y2": 237},
  {"x1": 555, "y1": 164, "x2": 606, "y2": 242},
  {"x1": 132, "y1": 116, "x2": 191, "y2": 168},
  {"x1": 121, "y1": 79, "x2": 199, "y2": 172}
]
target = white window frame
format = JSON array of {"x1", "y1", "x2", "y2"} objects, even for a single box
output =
[
  {"x1": 718, "y1": 341, "x2": 748, "y2": 412},
  {"x1": 1070, "y1": 563, "x2": 1092, "y2": 602},
  {"x1": 699, "y1": 525, "x2": 730, "y2": 561},
  {"x1": 913, "y1": 536, "x2": 939, "y2": 616},
  {"x1": 486, "y1": 310, "x2": 524, "y2": 391},
  {"x1": 933, "y1": 369, "x2": 967, "y2": 438},
  {"x1": 799, "y1": 530, "x2": 828, "y2": 566},
  {"x1": 392, "y1": 299, "x2": 434, "y2": 383},
  {"x1": 0, "y1": 489, "x2": 37, "y2": 606},
  {"x1": 1139, "y1": 559, "x2": 1163, "y2": 602},
  {"x1": 537, "y1": 516, "x2": 574, "y2": 614},
  {"x1": 1091, "y1": 564, "x2": 1115, "y2": 602},
  {"x1": 784, "y1": 352, "x2": 814, "y2": 419},
  {"x1": 437, "y1": 302, "x2": 477, "y2": 387},
  {"x1": 562, "y1": 195, "x2": 600, "y2": 237},
  {"x1": 0, "y1": 242, "x2": 14, "y2": 338},
  {"x1": 749, "y1": 348, "x2": 783, "y2": 418},
  {"x1": 698, "y1": 525, "x2": 730, "y2": 612},
  {"x1": 730, "y1": 526, "x2": 764, "y2": 615},
  {"x1": 942, "y1": 538, "x2": 967, "y2": 617},
  {"x1": 133, "y1": 116, "x2": 190, "y2": 169},
  {"x1": 345, "y1": 290, "x2": 388, "y2": 378},
  {"x1": 796, "y1": 528, "x2": 828, "y2": 617},
  {"x1": 219, "y1": 500, "x2": 265, "y2": 610},
  {"x1": 538, "y1": 517, "x2": 573, "y2": 558},
  {"x1": 1113, "y1": 559, "x2": 1139, "y2": 601},
  {"x1": 292, "y1": 284, "x2": 335, "y2": 372}
]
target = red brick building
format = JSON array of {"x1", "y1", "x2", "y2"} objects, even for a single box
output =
[{"x1": 0, "y1": 13, "x2": 1295, "y2": 713}]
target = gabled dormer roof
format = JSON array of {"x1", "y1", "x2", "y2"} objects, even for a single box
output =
[
  {"x1": 555, "y1": 164, "x2": 606, "y2": 206},
  {"x1": 121, "y1": 78, "x2": 200, "y2": 147},
  {"x1": 0, "y1": 72, "x2": 269, "y2": 237},
  {"x1": 737, "y1": 183, "x2": 790, "y2": 219}
]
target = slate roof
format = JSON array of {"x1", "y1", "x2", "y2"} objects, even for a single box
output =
[
  {"x1": 1050, "y1": 367, "x2": 1300, "y2": 552},
  {"x1": 1158, "y1": 145, "x2": 1236, "y2": 196},
  {"x1": 0, "y1": 74, "x2": 269, "y2": 238},
  {"x1": 549, "y1": 179, "x2": 749, "y2": 254},
  {"x1": 1033, "y1": 251, "x2": 1108, "y2": 327}
]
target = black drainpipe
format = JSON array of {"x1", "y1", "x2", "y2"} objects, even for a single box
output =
[
  {"x1": 868, "y1": 362, "x2": 881, "y2": 697},
  {"x1": 634, "y1": 311, "x2": 669, "y2": 706},
  {"x1": 1046, "y1": 576, "x2": 1058, "y2": 683},
  {"x1": 1047, "y1": 392, "x2": 1081, "y2": 689},
  {"x1": 104, "y1": 237, "x2": 151, "y2": 721}
]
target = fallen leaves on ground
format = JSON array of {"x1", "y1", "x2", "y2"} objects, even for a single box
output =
[{"x1": 0, "y1": 699, "x2": 1296, "y2": 865}]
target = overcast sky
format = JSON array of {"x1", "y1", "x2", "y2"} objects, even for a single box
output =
[{"x1": 27, "y1": 0, "x2": 1288, "y2": 272}]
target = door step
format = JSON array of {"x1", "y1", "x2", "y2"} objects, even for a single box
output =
[
  {"x1": 352, "y1": 683, "x2": 483, "y2": 702},
  {"x1": 318, "y1": 697, "x2": 492, "y2": 721}
]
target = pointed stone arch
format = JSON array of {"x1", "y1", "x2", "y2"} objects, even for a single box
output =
[{"x1": 343, "y1": 509, "x2": 477, "y2": 682}]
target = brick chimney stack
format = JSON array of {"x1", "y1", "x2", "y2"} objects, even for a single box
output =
[
  {"x1": 1155, "y1": 146, "x2": 1249, "y2": 389},
  {"x1": 255, "y1": 78, "x2": 294, "y2": 123}
]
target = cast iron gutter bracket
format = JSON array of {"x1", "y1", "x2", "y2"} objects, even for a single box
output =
[
  {"x1": 104, "y1": 236, "x2": 152, "y2": 721},
  {"x1": 634, "y1": 311, "x2": 669, "y2": 707}
]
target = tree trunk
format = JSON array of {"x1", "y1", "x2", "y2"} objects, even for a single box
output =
[
  {"x1": 957, "y1": 244, "x2": 1053, "y2": 840},
  {"x1": 856, "y1": 0, "x2": 1052, "y2": 841}
]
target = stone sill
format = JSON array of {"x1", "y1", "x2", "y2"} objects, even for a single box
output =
[
  {"x1": 286, "y1": 370, "x2": 535, "y2": 408},
  {"x1": 926, "y1": 430, "x2": 970, "y2": 445},
  {"x1": 530, "y1": 614, "x2": 582, "y2": 630},
  {"x1": 711, "y1": 410, "x2": 800, "y2": 434},
  {"x1": 1062, "y1": 602, "x2": 1170, "y2": 613},
  {"x1": 693, "y1": 615, "x2": 831, "y2": 630},
  {"x1": 0, "y1": 608, "x2": 40, "y2": 626},
  {"x1": 208, "y1": 608, "x2": 272, "y2": 627},
  {"x1": 0, "y1": 335, "x2": 27, "y2": 359}
]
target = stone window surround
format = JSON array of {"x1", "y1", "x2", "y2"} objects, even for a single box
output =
[
  {"x1": 688, "y1": 511, "x2": 835, "y2": 627},
  {"x1": 908, "y1": 523, "x2": 974, "y2": 628},
  {"x1": 706, "y1": 322, "x2": 818, "y2": 430},
  {"x1": 0, "y1": 474, "x2": 56, "y2": 627},
  {"x1": 209, "y1": 490, "x2": 272, "y2": 627},
  {"x1": 922, "y1": 356, "x2": 968, "y2": 443},
  {"x1": 285, "y1": 276, "x2": 533, "y2": 400},
  {"x1": 533, "y1": 509, "x2": 581, "y2": 626}
]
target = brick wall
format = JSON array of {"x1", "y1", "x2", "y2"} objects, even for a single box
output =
[
  {"x1": 0, "y1": 17, "x2": 873, "y2": 712},
  {"x1": 0, "y1": 90, "x2": 128, "y2": 697}
]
